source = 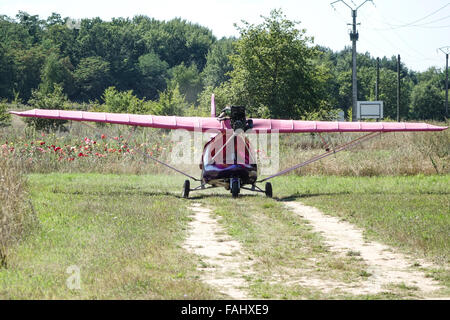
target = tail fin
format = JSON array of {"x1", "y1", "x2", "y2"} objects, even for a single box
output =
[{"x1": 211, "y1": 94, "x2": 216, "y2": 118}]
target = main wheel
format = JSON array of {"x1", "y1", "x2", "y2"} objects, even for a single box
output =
[
  {"x1": 265, "y1": 182, "x2": 272, "y2": 198},
  {"x1": 231, "y1": 179, "x2": 240, "y2": 198},
  {"x1": 182, "y1": 180, "x2": 190, "y2": 198}
]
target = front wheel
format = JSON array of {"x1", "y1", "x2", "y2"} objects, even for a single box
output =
[
  {"x1": 231, "y1": 179, "x2": 240, "y2": 198},
  {"x1": 182, "y1": 180, "x2": 190, "y2": 198},
  {"x1": 265, "y1": 182, "x2": 272, "y2": 198}
]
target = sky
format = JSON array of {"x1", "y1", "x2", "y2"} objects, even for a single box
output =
[{"x1": 1, "y1": 0, "x2": 449, "y2": 72}]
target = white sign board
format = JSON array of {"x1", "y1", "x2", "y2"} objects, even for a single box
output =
[{"x1": 357, "y1": 101, "x2": 383, "y2": 119}]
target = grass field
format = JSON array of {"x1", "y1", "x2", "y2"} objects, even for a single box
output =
[
  {"x1": 0, "y1": 174, "x2": 220, "y2": 299},
  {"x1": 0, "y1": 173, "x2": 448, "y2": 299}
]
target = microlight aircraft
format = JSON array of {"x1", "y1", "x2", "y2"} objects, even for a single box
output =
[{"x1": 11, "y1": 95, "x2": 447, "y2": 198}]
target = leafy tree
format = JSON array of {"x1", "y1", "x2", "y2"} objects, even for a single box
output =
[
  {"x1": 377, "y1": 68, "x2": 412, "y2": 120},
  {"x1": 201, "y1": 37, "x2": 235, "y2": 88},
  {"x1": 409, "y1": 81, "x2": 445, "y2": 120},
  {"x1": 137, "y1": 52, "x2": 169, "y2": 100},
  {"x1": 141, "y1": 18, "x2": 215, "y2": 69},
  {"x1": 43, "y1": 23, "x2": 78, "y2": 61},
  {"x1": 73, "y1": 56, "x2": 111, "y2": 101},
  {"x1": 25, "y1": 84, "x2": 69, "y2": 131},
  {"x1": 0, "y1": 15, "x2": 33, "y2": 48},
  {"x1": 225, "y1": 9, "x2": 331, "y2": 119},
  {"x1": 167, "y1": 63, "x2": 203, "y2": 104},
  {"x1": 46, "y1": 13, "x2": 64, "y2": 26},
  {"x1": 416, "y1": 67, "x2": 446, "y2": 91},
  {"x1": 12, "y1": 45, "x2": 47, "y2": 101},
  {"x1": 16, "y1": 11, "x2": 43, "y2": 44},
  {"x1": 0, "y1": 44, "x2": 15, "y2": 99},
  {"x1": 40, "y1": 52, "x2": 74, "y2": 95}
]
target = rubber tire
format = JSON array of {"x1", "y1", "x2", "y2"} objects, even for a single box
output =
[
  {"x1": 182, "y1": 180, "x2": 190, "y2": 198},
  {"x1": 231, "y1": 180, "x2": 240, "y2": 198},
  {"x1": 265, "y1": 182, "x2": 273, "y2": 198}
]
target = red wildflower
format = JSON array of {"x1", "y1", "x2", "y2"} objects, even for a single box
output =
[{"x1": 101, "y1": 134, "x2": 106, "y2": 139}]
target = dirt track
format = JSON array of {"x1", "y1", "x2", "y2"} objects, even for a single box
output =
[
  {"x1": 184, "y1": 201, "x2": 447, "y2": 299},
  {"x1": 183, "y1": 203, "x2": 253, "y2": 299},
  {"x1": 284, "y1": 201, "x2": 445, "y2": 297}
]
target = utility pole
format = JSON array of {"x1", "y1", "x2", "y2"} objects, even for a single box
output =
[
  {"x1": 397, "y1": 54, "x2": 400, "y2": 122},
  {"x1": 375, "y1": 57, "x2": 380, "y2": 100},
  {"x1": 446, "y1": 52, "x2": 449, "y2": 117},
  {"x1": 331, "y1": 0, "x2": 374, "y2": 121},
  {"x1": 438, "y1": 46, "x2": 449, "y2": 117}
]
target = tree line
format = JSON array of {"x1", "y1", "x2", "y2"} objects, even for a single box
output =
[{"x1": 0, "y1": 9, "x2": 447, "y2": 129}]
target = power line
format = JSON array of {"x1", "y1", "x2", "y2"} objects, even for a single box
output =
[
  {"x1": 387, "y1": 2, "x2": 450, "y2": 29},
  {"x1": 407, "y1": 24, "x2": 450, "y2": 29},
  {"x1": 412, "y1": 14, "x2": 450, "y2": 26},
  {"x1": 438, "y1": 46, "x2": 449, "y2": 116},
  {"x1": 360, "y1": 7, "x2": 443, "y2": 64}
]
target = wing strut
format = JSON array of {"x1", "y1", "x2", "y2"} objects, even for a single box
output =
[{"x1": 258, "y1": 131, "x2": 382, "y2": 183}]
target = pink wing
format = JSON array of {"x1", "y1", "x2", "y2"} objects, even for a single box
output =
[
  {"x1": 10, "y1": 109, "x2": 447, "y2": 132},
  {"x1": 251, "y1": 119, "x2": 447, "y2": 132},
  {"x1": 10, "y1": 109, "x2": 230, "y2": 132}
]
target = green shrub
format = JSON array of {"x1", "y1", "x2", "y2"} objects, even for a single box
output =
[
  {"x1": 25, "y1": 84, "x2": 69, "y2": 132},
  {"x1": 0, "y1": 99, "x2": 11, "y2": 126},
  {"x1": 102, "y1": 86, "x2": 155, "y2": 115}
]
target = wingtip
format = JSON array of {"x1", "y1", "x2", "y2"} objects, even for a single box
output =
[
  {"x1": 431, "y1": 124, "x2": 448, "y2": 131},
  {"x1": 9, "y1": 109, "x2": 36, "y2": 116}
]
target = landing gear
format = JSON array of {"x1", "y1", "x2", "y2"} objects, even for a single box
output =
[
  {"x1": 182, "y1": 180, "x2": 190, "y2": 198},
  {"x1": 265, "y1": 182, "x2": 272, "y2": 198},
  {"x1": 231, "y1": 178, "x2": 240, "y2": 198}
]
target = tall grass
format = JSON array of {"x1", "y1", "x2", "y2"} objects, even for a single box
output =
[
  {"x1": 278, "y1": 120, "x2": 449, "y2": 176},
  {"x1": 0, "y1": 156, "x2": 33, "y2": 268},
  {"x1": 1, "y1": 117, "x2": 448, "y2": 177}
]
